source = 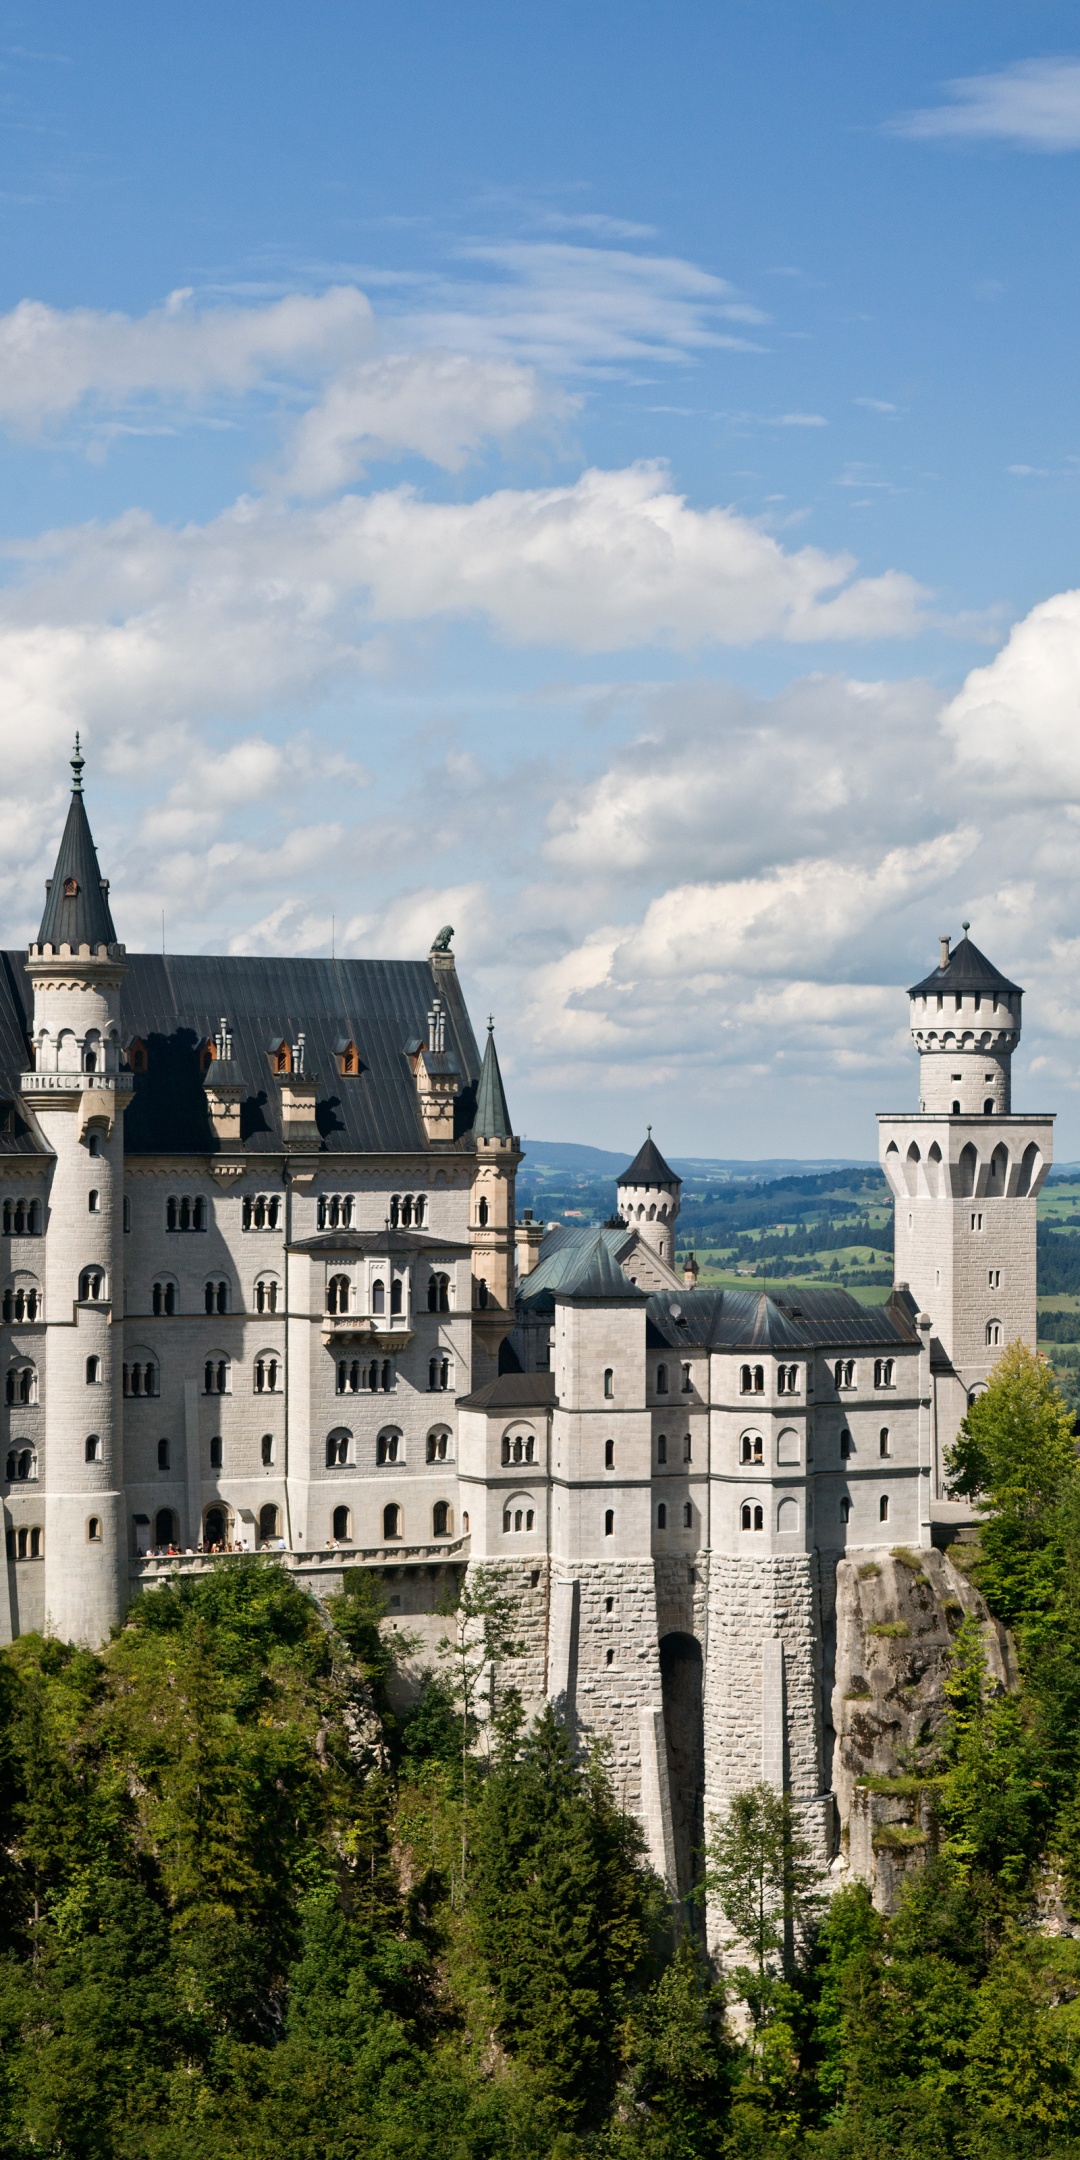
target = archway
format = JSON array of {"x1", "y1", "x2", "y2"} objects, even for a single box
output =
[{"x1": 659, "y1": 1632, "x2": 704, "y2": 1910}]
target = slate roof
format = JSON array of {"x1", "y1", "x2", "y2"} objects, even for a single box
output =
[
  {"x1": 0, "y1": 951, "x2": 484, "y2": 1158},
  {"x1": 37, "y1": 758, "x2": 119, "y2": 953},
  {"x1": 457, "y1": 1372, "x2": 557, "y2": 1411},
  {"x1": 618, "y1": 1132, "x2": 680, "y2": 1188},
  {"x1": 909, "y1": 934, "x2": 1022, "y2": 1001},
  {"x1": 644, "y1": 1282, "x2": 921, "y2": 1352},
  {"x1": 475, "y1": 1021, "x2": 514, "y2": 1141},
  {"x1": 519, "y1": 1225, "x2": 645, "y2": 1312},
  {"x1": 289, "y1": 1227, "x2": 471, "y2": 1256}
]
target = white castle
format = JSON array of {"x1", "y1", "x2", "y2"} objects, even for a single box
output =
[{"x1": 0, "y1": 749, "x2": 1054, "y2": 1894}]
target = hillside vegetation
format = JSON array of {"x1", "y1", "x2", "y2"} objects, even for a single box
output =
[{"x1": 3, "y1": 1346, "x2": 1080, "y2": 2154}]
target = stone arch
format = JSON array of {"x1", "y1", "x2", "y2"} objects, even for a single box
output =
[
  {"x1": 777, "y1": 1495, "x2": 799, "y2": 1533},
  {"x1": 659, "y1": 1633, "x2": 704, "y2": 1908},
  {"x1": 956, "y1": 1141, "x2": 978, "y2": 1198},
  {"x1": 925, "y1": 1140, "x2": 943, "y2": 1197},
  {"x1": 903, "y1": 1140, "x2": 921, "y2": 1197},
  {"x1": 1016, "y1": 1140, "x2": 1041, "y2": 1196},
  {"x1": 989, "y1": 1140, "x2": 1009, "y2": 1191}
]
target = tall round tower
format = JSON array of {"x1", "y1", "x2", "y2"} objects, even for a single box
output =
[
  {"x1": 21, "y1": 742, "x2": 131, "y2": 1644},
  {"x1": 907, "y1": 926, "x2": 1020, "y2": 1114},
  {"x1": 617, "y1": 1131, "x2": 681, "y2": 1270}
]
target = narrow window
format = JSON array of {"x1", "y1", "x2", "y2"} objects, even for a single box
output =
[
  {"x1": 657, "y1": 1433, "x2": 667, "y2": 1464},
  {"x1": 740, "y1": 1436, "x2": 752, "y2": 1463},
  {"x1": 986, "y1": 1319, "x2": 1002, "y2": 1347},
  {"x1": 740, "y1": 1365, "x2": 752, "y2": 1393},
  {"x1": 259, "y1": 1503, "x2": 280, "y2": 1543},
  {"x1": 85, "y1": 1433, "x2": 101, "y2": 1462},
  {"x1": 514, "y1": 1510, "x2": 523, "y2": 1531},
  {"x1": 658, "y1": 1502, "x2": 668, "y2": 1530},
  {"x1": 261, "y1": 1433, "x2": 274, "y2": 1466},
  {"x1": 753, "y1": 1435, "x2": 763, "y2": 1463},
  {"x1": 526, "y1": 1508, "x2": 534, "y2": 1529},
  {"x1": 88, "y1": 1188, "x2": 99, "y2": 1213},
  {"x1": 390, "y1": 1277, "x2": 403, "y2": 1316},
  {"x1": 87, "y1": 1516, "x2": 101, "y2": 1542},
  {"x1": 879, "y1": 1495, "x2": 889, "y2": 1522},
  {"x1": 502, "y1": 1509, "x2": 511, "y2": 1533},
  {"x1": 478, "y1": 1196, "x2": 489, "y2": 1226},
  {"x1": 841, "y1": 1431, "x2": 852, "y2": 1458},
  {"x1": 603, "y1": 1368, "x2": 614, "y2": 1400},
  {"x1": 879, "y1": 1427, "x2": 890, "y2": 1457},
  {"x1": 683, "y1": 1501, "x2": 693, "y2": 1529},
  {"x1": 984, "y1": 1098, "x2": 994, "y2": 1115},
  {"x1": 753, "y1": 1504, "x2": 764, "y2": 1531},
  {"x1": 840, "y1": 1496, "x2": 851, "y2": 1524},
  {"x1": 753, "y1": 1365, "x2": 764, "y2": 1393},
  {"x1": 157, "y1": 1438, "x2": 170, "y2": 1471},
  {"x1": 604, "y1": 1508, "x2": 614, "y2": 1536},
  {"x1": 604, "y1": 1438, "x2": 614, "y2": 1469},
  {"x1": 372, "y1": 1278, "x2": 385, "y2": 1315},
  {"x1": 210, "y1": 1435, "x2": 223, "y2": 1470},
  {"x1": 681, "y1": 1363, "x2": 692, "y2": 1393},
  {"x1": 383, "y1": 1503, "x2": 401, "y2": 1541},
  {"x1": 683, "y1": 1433, "x2": 691, "y2": 1462},
  {"x1": 656, "y1": 1363, "x2": 668, "y2": 1395},
  {"x1": 332, "y1": 1504, "x2": 351, "y2": 1542},
  {"x1": 952, "y1": 1100, "x2": 961, "y2": 1115},
  {"x1": 123, "y1": 1196, "x2": 131, "y2": 1232},
  {"x1": 433, "y1": 1500, "x2": 450, "y2": 1537}
]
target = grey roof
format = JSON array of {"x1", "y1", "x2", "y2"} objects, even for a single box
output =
[
  {"x1": 289, "y1": 1227, "x2": 471, "y2": 1256},
  {"x1": 37, "y1": 757, "x2": 119, "y2": 952},
  {"x1": 519, "y1": 1225, "x2": 646, "y2": 1304},
  {"x1": 0, "y1": 951, "x2": 483, "y2": 1157},
  {"x1": 457, "y1": 1372, "x2": 557, "y2": 1411},
  {"x1": 475, "y1": 1020, "x2": 514, "y2": 1141},
  {"x1": 619, "y1": 1132, "x2": 680, "y2": 1188},
  {"x1": 644, "y1": 1283, "x2": 920, "y2": 1352},
  {"x1": 909, "y1": 934, "x2": 1021, "y2": 1001}
]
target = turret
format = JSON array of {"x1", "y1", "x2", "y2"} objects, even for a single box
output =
[
  {"x1": 20, "y1": 741, "x2": 131, "y2": 1644},
  {"x1": 907, "y1": 926, "x2": 1021, "y2": 1116},
  {"x1": 617, "y1": 1130, "x2": 681, "y2": 1269},
  {"x1": 470, "y1": 1020, "x2": 522, "y2": 1374}
]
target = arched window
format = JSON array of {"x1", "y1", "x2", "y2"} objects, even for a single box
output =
[
  {"x1": 427, "y1": 1355, "x2": 451, "y2": 1391},
  {"x1": 777, "y1": 1497, "x2": 798, "y2": 1533},
  {"x1": 390, "y1": 1276, "x2": 403, "y2": 1316},
  {"x1": 656, "y1": 1363, "x2": 668, "y2": 1394},
  {"x1": 6, "y1": 1361, "x2": 36, "y2": 1405},
  {"x1": 604, "y1": 1438, "x2": 614, "y2": 1468},
  {"x1": 85, "y1": 1433, "x2": 101, "y2": 1462},
  {"x1": 957, "y1": 1142, "x2": 978, "y2": 1198},
  {"x1": 400, "y1": 1195, "x2": 414, "y2": 1228},
  {"x1": 327, "y1": 1273, "x2": 350, "y2": 1315},
  {"x1": 777, "y1": 1428, "x2": 799, "y2": 1465},
  {"x1": 753, "y1": 1504, "x2": 764, "y2": 1531},
  {"x1": 604, "y1": 1508, "x2": 614, "y2": 1536},
  {"x1": 476, "y1": 1278, "x2": 489, "y2": 1310},
  {"x1": 383, "y1": 1502, "x2": 401, "y2": 1541},
  {"x1": 478, "y1": 1196, "x2": 489, "y2": 1226},
  {"x1": 428, "y1": 1271, "x2": 450, "y2": 1313},
  {"x1": 753, "y1": 1366, "x2": 764, "y2": 1393},
  {"x1": 658, "y1": 1502, "x2": 668, "y2": 1529},
  {"x1": 259, "y1": 1503, "x2": 280, "y2": 1544},
  {"x1": 201, "y1": 1357, "x2": 229, "y2": 1396},
  {"x1": 740, "y1": 1502, "x2": 751, "y2": 1530},
  {"x1": 984, "y1": 1098, "x2": 994, "y2": 1115},
  {"x1": 87, "y1": 1516, "x2": 101, "y2": 1542},
  {"x1": 874, "y1": 1358, "x2": 895, "y2": 1389},
  {"x1": 3, "y1": 1278, "x2": 41, "y2": 1323},
  {"x1": 254, "y1": 1276, "x2": 279, "y2": 1314},
  {"x1": 415, "y1": 1196, "x2": 426, "y2": 1226},
  {"x1": 986, "y1": 1319, "x2": 1002, "y2": 1347},
  {"x1": 260, "y1": 1433, "x2": 274, "y2": 1465},
  {"x1": 879, "y1": 1494, "x2": 890, "y2": 1523},
  {"x1": 168, "y1": 1194, "x2": 208, "y2": 1232},
  {"x1": 433, "y1": 1500, "x2": 451, "y2": 1537},
  {"x1": 740, "y1": 1365, "x2": 752, "y2": 1393},
  {"x1": 372, "y1": 1278, "x2": 385, "y2": 1315},
  {"x1": 254, "y1": 1354, "x2": 280, "y2": 1393},
  {"x1": 603, "y1": 1368, "x2": 614, "y2": 1400},
  {"x1": 3, "y1": 1198, "x2": 42, "y2": 1237},
  {"x1": 205, "y1": 1279, "x2": 229, "y2": 1314},
  {"x1": 157, "y1": 1437, "x2": 170, "y2": 1471},
  {"x1": 840, "y1": 1496, "x2": 851, "y2": 1524},
  {"x1": 154, "y1": 1508, "x2": 176, "y2": 1548},
  {"x1": 209, "y1": 1435, "x2": 223, "y2": 1469},
  {"x1": 326, "y1": 1430, "x2": 351, "y2": 1467},
  {"x1": 426, "y1": 1429, "x2": 450, "y2": 1462},
  {"x1": 879, "y1": 1427, "x2": 890, "y2": 1457},
  {"x1": 86, "y1": 1354, "x2": 101, "y2": 1384},
  {"x1": 681, "y1": 1363, "x2": 692, "y2": 1393},
  {"x1": 657, "y1": 1433, "x2": 667, "y2": 1463},
  {"x1": 79, "y1": 1267, "x2": 105, "y2": 1302},
  {"x1": 5, "y1": 1446, "x2": 35, "y2": 1481},
  {"x1": 88, "y1": 1188, "x2": 100, "y2": 1213},
  {"x1": 683, "y1": 1501, "x2": 693, "y2": 1529},
  {"x1": 332, "y1": 1504, "x2": 351, "y2": 1543},
  {"x1": 152, "y1": 1279, "x2": 176, "y2": 1316},
  {"x1": 203, "y1": 1505, "x2": 228, "y2": 1548},
  {"x1": 376, "y1": 1429, "x2": 401, "y2": 1465}
]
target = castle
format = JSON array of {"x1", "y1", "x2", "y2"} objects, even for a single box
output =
[{"x1": 0, "y1": 750, "x2": 1053, "y2": 1895}]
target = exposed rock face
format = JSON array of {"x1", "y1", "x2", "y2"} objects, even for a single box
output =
[{"x1": 832, "y1": 1543, "x2": 1014, "y2": 1908}]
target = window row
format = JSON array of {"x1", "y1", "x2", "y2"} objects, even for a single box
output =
[
  {"x1": 5, "y1": 1446, "x2": 36, "y2": 1481},
  {"x1": 656, "y1": 1501, "x2": 695, "y2": 1530},
  {"x1": 840, "y1": 1427, "x2": 892, "y2": 1459},
  {"x1": 337, "y1": 1358, "x2": 397, "y2": 1395},
  {"x1": 738, "y1": 1364, "x2": 803, "y2": 1395},
  {"x1": 654, "y1": 1361, "x2": 694, "y2": 1395},
  {"x1": 2, "y1": 1284, "x2": 39, "y2": 1322},
  {"x1": 656, "y1": 1433, "x2": 693, "y2": 1464},
  {"x1": 5, "y1": 1524, "x2": 43, "y2": 1559},
  {"x1": 2, "y1": 1200, "x2": 42, "y2": 1237},
  {"x1": 389, "y1": 1193, "x2": 427, "y2": 1228}
]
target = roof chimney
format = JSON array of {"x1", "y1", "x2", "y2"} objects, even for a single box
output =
[{"x1": 939, "y1": 934, "x2": 951, "y2": 969}]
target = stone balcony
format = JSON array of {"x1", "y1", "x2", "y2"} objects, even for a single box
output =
[{"x1": 320, "y1": 1313, "x2": 414, "y2": 1349}]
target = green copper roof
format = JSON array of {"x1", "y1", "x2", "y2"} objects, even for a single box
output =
[{"x1": 475, "y1": 1017, "x2": 514, "y2": 1140}]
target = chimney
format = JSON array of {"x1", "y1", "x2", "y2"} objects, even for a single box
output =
[
  {"x1": 683, "y1": 1251, "x2": 699, "y2": 1288},
  {"x1": 939, "y1": 934, "x2": 951, "y2": 969}
]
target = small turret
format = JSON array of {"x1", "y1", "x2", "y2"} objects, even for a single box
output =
[
  {"x1": 617, "y1": 1129, "x2": 681, "y2": 1269},
  {"x1": 471, "y1": 1020, "x2": 522, "y2": 1374},
  {"x1": 907, "y1": 925, "x2": 1021, "y2": 1116}
]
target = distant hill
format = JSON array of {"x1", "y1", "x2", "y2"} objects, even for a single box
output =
[{"x1": 520, "y1": 1139, "x2": 874, "y2": 1181}]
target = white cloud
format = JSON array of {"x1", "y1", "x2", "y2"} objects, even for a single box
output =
[
  {"x1": 777, "y1": 411, "x2": 827, "y2": 427},
  {"x1": 280, "y1": 350, "x2": 569, "y2": 496},
  {"x1": 942, "y1": 585, "x2": 1080, "y2": 796},
  {"x1": 893, "y1": 57, "x2": 1080, "y2": 150},
  {"x1": 0, "y1": 286, "x2": 374, "y2": 429}
]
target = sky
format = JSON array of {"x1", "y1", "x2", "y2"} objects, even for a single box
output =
[{"x1": 2, "y1": 4, "x2": 1080, "y2": 1158}]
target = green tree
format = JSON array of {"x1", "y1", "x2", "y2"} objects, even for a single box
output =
[
  {"x1": 705, "y1": 1783, "x2": 824, "y2": 2024},
  {"x1": 947, "y1": 1341, "x2": 1078, "y2": 1630},
  {"x1": 435, "y1": 1563, "x2": 523, "y2": 1889}
]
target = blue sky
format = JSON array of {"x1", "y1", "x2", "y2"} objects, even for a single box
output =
[{"x1": 2, "y1": 3, "x2": 1080, "y2": 1155}]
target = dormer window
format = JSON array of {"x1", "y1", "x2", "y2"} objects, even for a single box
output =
[
  {"x1": 337, "y1": 1040, "x2": 361, "y2": 1077},
  {"x1": 270, "y1": 1040, "x2": 291, "y2": 1075},
  {"x1": 63, "y1": 877, "x2": 79, "y2": 898}
]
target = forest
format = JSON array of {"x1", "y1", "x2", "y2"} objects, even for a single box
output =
[{"x1": 2, "y1": 1344, "x2": 1080, "y2": 2157}]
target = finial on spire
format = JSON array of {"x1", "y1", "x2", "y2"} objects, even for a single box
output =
[
  {"x1": 71, "y1": 733, "x2": 84, "y2": 793},
  {"x1": 962, "y1": 919, "x2": 970, "y2": 934},
  {"x1": 647, "y1": 1122, "x2": 652, "y2": 1137},
  {"x1": 488, "y1": 1014, "x2": 494, "y2": 1032}
]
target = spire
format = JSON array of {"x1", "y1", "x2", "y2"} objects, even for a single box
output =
[
  {"x1": 618, "y1": 1131, "x2": 680, "y2": 1189},
  {"x1": 37, "y1": 739, "x2": 119, "y2": 952},
  {"x1": 475, "y1": 1016, "x2": 513, "y2": 1141}
]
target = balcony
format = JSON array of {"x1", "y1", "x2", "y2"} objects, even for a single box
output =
[{"x1": 320, "y1": 1312, "x2": 414, "y2": 1349}]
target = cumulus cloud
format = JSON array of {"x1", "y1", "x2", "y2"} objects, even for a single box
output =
[
  {"x1": 942, "y1": 585, "x2": 1080, "y2": 797},
  {"x1": 0, "y1": 286, "x2": 374, "y2": 429},
  {"x1": 280, "y1": 350, "x2": 570, "y2": 496},
  {"x1": 893, "y1": 57, "x2": 1080, "y2": 150}
]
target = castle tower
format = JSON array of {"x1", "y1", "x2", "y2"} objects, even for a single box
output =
[
  {"x1": 470, "y1": 1020, "x2": 523, "y2": 1375},
  {"x1": 21, "y1": 742, "x2": 131, "y2": 1644},
  {"x1": 878, "y1": 928, "x2": 1054, "y2": 1479},
  {"x1": 617, "y1": 1131, "x2": 681, "y2": 1269}
]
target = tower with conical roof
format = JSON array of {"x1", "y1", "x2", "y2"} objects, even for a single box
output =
[
  {"x1": 878, "y1": 927, "x2": 1054, "y2": 1488},
  {"x1": 470, "y1": 1019, "x2": 523, "y2": 1376},
  {"x1": 21, "y1": 740, "x2": 132, "y2": 1644},
  {"x1": 617, "y1": 1130, "x2": 681, "y2": 1269}
]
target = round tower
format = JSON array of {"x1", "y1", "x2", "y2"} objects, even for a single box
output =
[
  {"x1": 908, "y1": 926, "x2": 1020, "y2": 1116},
  {"x1": 21, "y1": 742, "x2": 131, "y2": 1645},
  {"x1": 617, "y1": 1130, "x2": 681, "y2": 1269}
]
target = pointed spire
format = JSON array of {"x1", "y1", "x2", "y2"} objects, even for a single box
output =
[
  {"x1": 36, "y1": 739, "x2": 119, "y2": 952},
  {"x1": 475, "y1": 1016, "x2": 513, "y2": 1141}
]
